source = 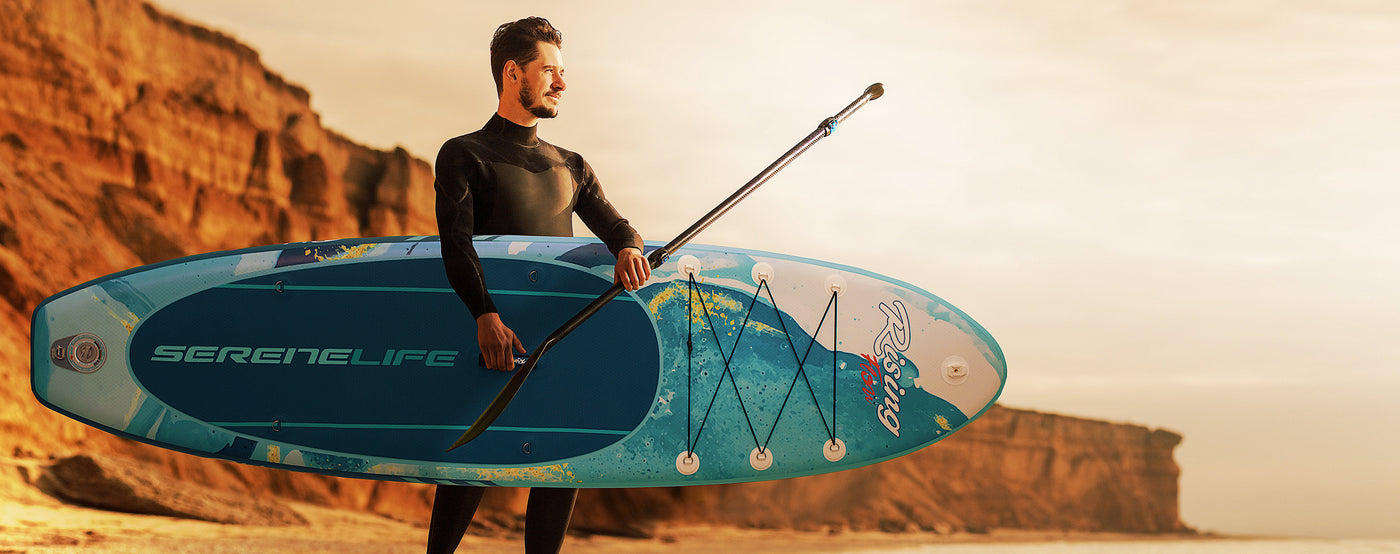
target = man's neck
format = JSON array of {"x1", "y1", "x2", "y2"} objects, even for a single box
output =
[{"x1": 497, "y1": 100, "x2": 539, "y2": 128}]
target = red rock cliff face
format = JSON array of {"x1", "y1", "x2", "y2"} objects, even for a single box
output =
[
  {"x1": 0, "y1": 0, "x2": 1188, "y2": 535},
  {"x1": 0, "y1": 0, "x2": 439, "y2": 523}
]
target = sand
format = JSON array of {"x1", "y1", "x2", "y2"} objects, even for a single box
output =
[
  {"x1": 0, "y1": 496, "x2": 1216, "y2": 554},
  {"x1": 0, "y1": 454, "x2": 1211, "y2": 553}
]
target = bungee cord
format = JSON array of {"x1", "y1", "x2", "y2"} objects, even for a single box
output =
[
  {"x1": 681, "y1": 275, "x2": 841, "y2": 463},
  {"x1": 684, "y1": 274, "x2": 765, "y2": 456},
  {"x1": 760, "y1": 287, "x2": 839, "y2": 451}
]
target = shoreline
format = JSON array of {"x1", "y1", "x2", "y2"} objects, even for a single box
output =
[{"x1": 1, "y1": 496, "x2": 1239, "y2": 554}]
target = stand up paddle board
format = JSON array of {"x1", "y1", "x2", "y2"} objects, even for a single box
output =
[{"x1": 32, "y1": 235, "x2": 1005, "y2": 487}]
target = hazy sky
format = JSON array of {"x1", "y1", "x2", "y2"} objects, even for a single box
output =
[{"x1": 158, "y1": 0, "x2": 1400, "y2": 538}]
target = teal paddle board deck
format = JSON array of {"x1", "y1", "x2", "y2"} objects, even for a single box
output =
[{"x1": 31, "y1": 236, "x2": 1005, "y2": 487}]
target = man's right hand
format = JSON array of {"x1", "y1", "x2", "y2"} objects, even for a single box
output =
[{"x1": 477, "y1": 312, "x2": 526, "y2": 371}]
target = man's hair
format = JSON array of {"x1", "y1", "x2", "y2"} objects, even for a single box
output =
[{"x1": 490, "y1": 17, "x2": 563, "y2": 95}]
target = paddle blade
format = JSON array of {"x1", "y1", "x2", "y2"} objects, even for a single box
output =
[{"x1": 446, "y1": 362, "x2": 533, "y2": 451}]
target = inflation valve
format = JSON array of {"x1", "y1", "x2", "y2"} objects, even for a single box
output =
[{"x1": 50, "y1": 333, "x2": 106, "y2": 373}]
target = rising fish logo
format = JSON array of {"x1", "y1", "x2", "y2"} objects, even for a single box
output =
[{"x1": 860, "y1": 300, "x2": 911, "y2": 437}]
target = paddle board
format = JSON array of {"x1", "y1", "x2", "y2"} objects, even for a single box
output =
[{"x1": 32, "y1": 235, "x2": 1005, "y2": 487}]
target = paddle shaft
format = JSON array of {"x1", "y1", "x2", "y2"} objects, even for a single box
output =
[{"x1": 448, "y1": 83, "x2": 885, "y2": 451}]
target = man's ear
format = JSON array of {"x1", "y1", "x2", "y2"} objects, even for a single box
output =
[{"x1": 503, "y1": 60, "x2": 519, "y2": 84}]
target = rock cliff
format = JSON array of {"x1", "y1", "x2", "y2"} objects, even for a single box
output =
[{"x1": 0, "y1": 0, "x2": 1188, "y2": 537}]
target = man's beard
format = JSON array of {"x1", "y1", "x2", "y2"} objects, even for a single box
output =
[{"x1": 518, "y1": 76, "x2": 558, "y2": 119}]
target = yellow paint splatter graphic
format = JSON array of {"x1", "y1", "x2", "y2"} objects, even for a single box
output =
[
  {"x1": 93, "y1": 293, "x2": 139, "y2": 334},
  {"x1": 935, "y1": 415, "x2": 953, "y2": 431},
  {"x1": 375, "y1": 463, "x2": 580, "y2": 484},
  {"x1": 469, "y1": 464, "x2": 579, "y2": 483},
  {"x1": 647, "y1": 281, "x2": 781, "y2": 336},
  {"x1": 306, "y1": 243, "x2": 375, "y2": 262},
  {"x1": 266, "y1": 445, "x2": 281, "y2": 464}
]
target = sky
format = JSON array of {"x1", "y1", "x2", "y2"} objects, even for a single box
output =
[{"x1": 157, "y1": 0, "x2": 1400, "y2": 539}]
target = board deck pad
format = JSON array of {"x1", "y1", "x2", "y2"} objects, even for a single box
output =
[{"x1": 32, "y1": 236, "x2": 1006, "y2": 487}]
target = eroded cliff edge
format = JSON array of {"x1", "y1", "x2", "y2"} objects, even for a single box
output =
[{"x1": 0, "y1": 0, "x2": 1188, "y2": 536}]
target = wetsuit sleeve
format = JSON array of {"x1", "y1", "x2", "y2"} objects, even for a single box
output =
[
  {"x1": 434, "y1": 139, "x2": 497, "y2": 318},
  {"x1": 572, "y1": 156, "x2": 644, "y2": 256}
]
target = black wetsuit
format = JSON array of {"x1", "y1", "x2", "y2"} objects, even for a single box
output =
[
  {"x1": 436, "y1": 113, "x2": 643, "y2": 317},
  {"x1": 429, "y1": 114, "x2": 642, "y2": 554}
]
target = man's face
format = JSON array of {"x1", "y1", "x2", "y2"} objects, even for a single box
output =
[{"x1": 515, "y1": 42, "x2": 566, "y2": 119}]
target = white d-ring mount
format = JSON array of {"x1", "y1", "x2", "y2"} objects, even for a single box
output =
[
  {"x1": 676, "y1": 451, "x2": 699, "y2": 475},
  {"x1": 751, "y1": 262, "x2": 774, "y2": 285},
  {"x1": 823, "y1": 438, "x2": 847, "y2": 462},
  {"x1": 678, "y1": 255, "x2": 701, "y2": 279},
  {"x1": 824, "y1": 274, "x2": 847, "y2": 297},
  {"x1": 749, "y1": 447, "x2": 774, "y2": 471},
  {"x1": 942, "y1": 355, "x2": 970, "y2": 385}
]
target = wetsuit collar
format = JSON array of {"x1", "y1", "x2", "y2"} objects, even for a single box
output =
[{"x1": 483, "y1": 113, "x2": 539, "y2": 147}]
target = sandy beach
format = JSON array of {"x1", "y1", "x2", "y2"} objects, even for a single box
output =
[{"x1": 0, "y1": 495, "x2": 1217, "y2": 554}]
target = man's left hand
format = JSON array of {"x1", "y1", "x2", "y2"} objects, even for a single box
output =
[{"x1": 614, "y1": 247, "x2": 651, "y2": 291}]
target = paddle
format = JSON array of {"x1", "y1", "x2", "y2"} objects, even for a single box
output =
[{"x1": 448, "y1": 83, "x2": 885, "y2": 451}]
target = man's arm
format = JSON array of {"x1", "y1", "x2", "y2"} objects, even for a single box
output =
[
  {"x1": 570, "y1": 157, "x2": 650, "y2": 290},
  {"x1": 435, "y1": 139, "x2": 496, "y2": 317},
  {"x1": 435, "y1": 139, "x2": 525, "y2": 371}
]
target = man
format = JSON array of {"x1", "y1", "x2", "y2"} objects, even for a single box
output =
[{"x1": 429, "y1": 16, "x2": 650, "y2": 554}]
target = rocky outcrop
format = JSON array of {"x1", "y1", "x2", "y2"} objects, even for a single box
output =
[
  {"x1": 37, "y1": 454, "x2": 306, "y2": 526},
  {"x1": 0, "y1": 0, "x2": 1188, "y2": 537}
]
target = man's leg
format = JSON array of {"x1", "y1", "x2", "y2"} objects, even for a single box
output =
[
  {"x1": 524, "y1": 487, "x2": 579, "y2": 554},
  {"x1": 426, "y1": 485, "x2": 487, "y2": 554}
]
